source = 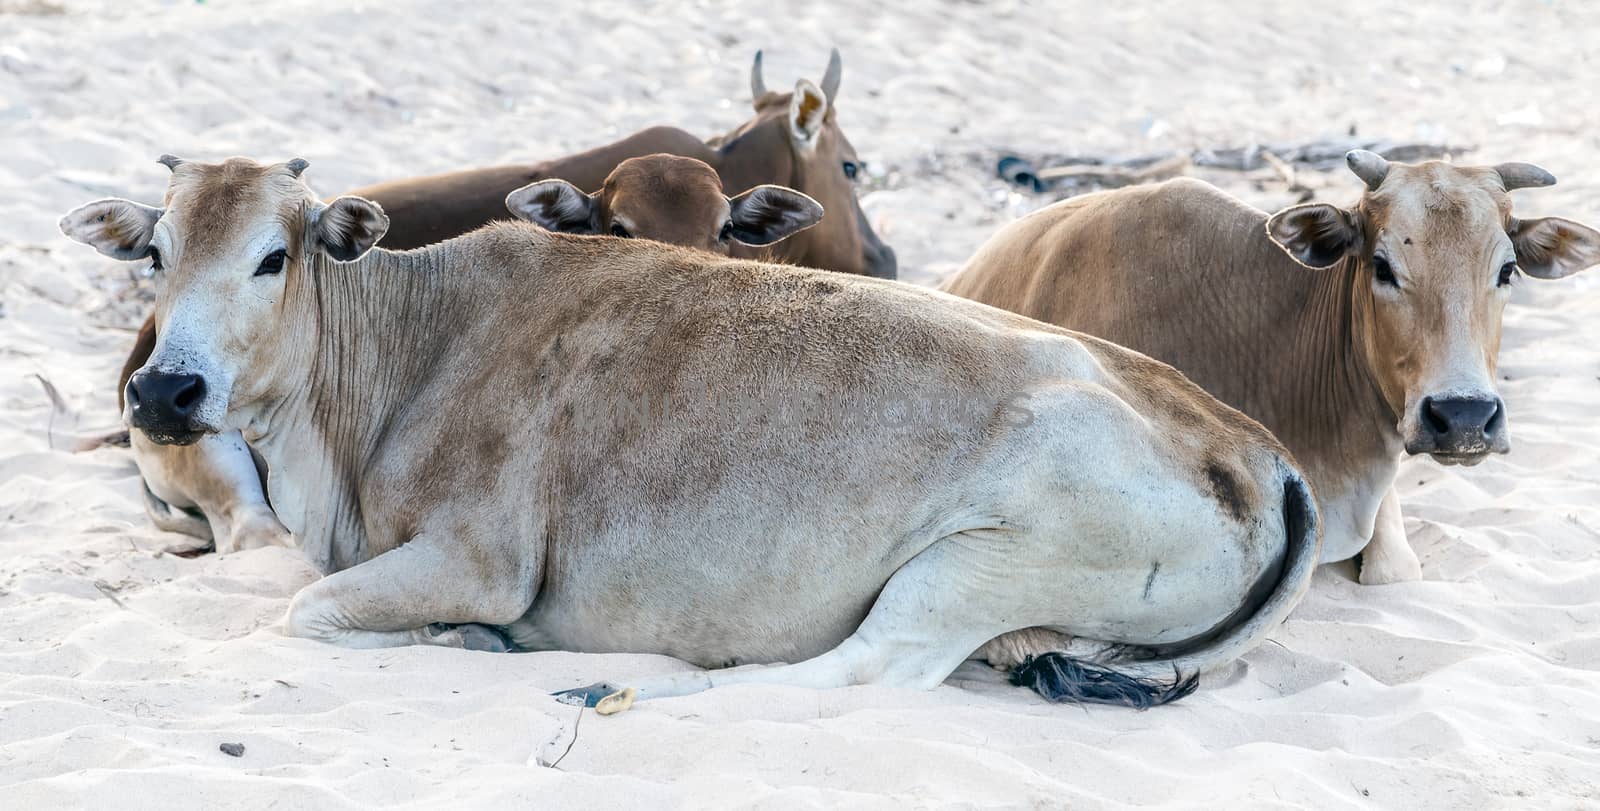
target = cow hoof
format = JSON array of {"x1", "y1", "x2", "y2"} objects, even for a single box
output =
[
  {"x1": 455, "y1": 623, "x2": 513, "y2": 652},
  {"x1": 421, "y1": 622, "x2": 512, "y2": 652},
  {"x1": 551, "y1": 681, "x2": 624, "y2": 708},
  {"x1": 162, "y1": 536, "x2": 216, "y2": 558},
  {"x1": 425, "y1": 622, "x2": 511, "y2": 652},
  {"x1": 422, "y1": 624, "x2": 466, "y2": 647},
  {"x1": 1358, "y1": 552, "x2": 1423, "y2": 585},
  {"x1": 143, "y1": 483, "x2": 214, "y2": 542},
  {"x1": 225, "y1": 514, "x2": 294, "y2": 554}
]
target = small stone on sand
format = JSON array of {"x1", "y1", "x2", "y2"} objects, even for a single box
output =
[{"x1": 595, "y1": 687, "x2": 637, "y2": 716}]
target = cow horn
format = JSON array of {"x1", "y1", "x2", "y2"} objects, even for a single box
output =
[
  {"x1": 156, "y1": 154, "x2": 185, "y2": 171},
  {"x1": 820, "y1": 47, "x2": 842, "y2": 103},
  {"x1": 285, "y1": 157, "x2": 310, "y2": 177},
  {"x1": 750, "y1": 50, "x2": 767, "y2": 100},
  {"x1": 1345, "y1": 149, "x2": 1390, "y2": 191},
  {"x1": 1493, "y1": 162, "x2": 1556, "y2": 191}
]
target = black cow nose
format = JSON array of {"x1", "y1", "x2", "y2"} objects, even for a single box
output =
[
  {"x1": 1421, "y1": 396, "x2": 1503, "y2": 451},
  {"x1": 126, "y1": 369, "x2": 206, "y2": 432}
]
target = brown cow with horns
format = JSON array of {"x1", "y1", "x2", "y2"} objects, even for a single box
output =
[{"x1": 945, "y1": 151, "x2": 1600, "y2": 584}]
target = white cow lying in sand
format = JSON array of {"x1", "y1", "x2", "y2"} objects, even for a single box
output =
[
  {"x1": 62, "y1": 156, "x2": 1319, "y2": 708},
  {"x1": 113, "y1": 153, "x2": 826, "y2": 561}
]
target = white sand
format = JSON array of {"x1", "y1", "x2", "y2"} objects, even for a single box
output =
[{"x1": 2, "y1": 0, "x2": 1598, "y2": 807}]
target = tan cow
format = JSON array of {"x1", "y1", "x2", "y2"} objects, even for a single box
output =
[
  {"x1": 63, "y1": 156, "x2": 1320, "y2": 707},
  {"x1": 505, "y1": 154, "x2": 823, "y2": 253},
  {"x1": 111, "y1": 48, "x2": 884, "y2": 554},
  {"x1": 944, "y1": 152, "x2": 1600, "y2": 584},
  {"x1": 113, "y1": 154, "x2": 824, "y2": 557},
  {"x1": 353, "y1": 49, "x2": 896, "y2": 279}
]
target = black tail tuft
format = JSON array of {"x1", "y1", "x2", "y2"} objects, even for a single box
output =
[{"x1": 1010, "y1": 652, "x2": 1198, "y2": 710}]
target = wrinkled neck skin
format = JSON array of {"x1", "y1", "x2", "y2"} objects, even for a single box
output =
[
  {"x1": 1268, "y1": 246, "x2": 1403, "y2": 562},
  {"x1": 230, "y1": 242, "x2": 466, "y2": 573}
]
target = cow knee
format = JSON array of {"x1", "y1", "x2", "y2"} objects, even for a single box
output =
[
  {"x1": 282, "y1": 588, "x2": 338, "y2": 642},
  {"x1": 463, "y1": 554, "x2": 540, "y2": 625}
]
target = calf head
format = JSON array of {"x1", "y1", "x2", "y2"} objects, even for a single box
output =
[
  {"x1": 709, "y1": 49, "x2": 897, "y2": 278},
  {"x1": 1267, "y1": 151, "x2": 1600, "y2": 465},
  {"x1": 505, "y1": 154, "x2": 822, "y2": 253},
  {"x1": 60, "y1": 156, "x2": 387, "y2": 445}
]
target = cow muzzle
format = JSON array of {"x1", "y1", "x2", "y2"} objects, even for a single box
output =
[
  {"x1": 126, "y1": 369, "x2": 210, "y2": 445},
  {"x1": 1405, "y1": 394, "x2": 1509, "y2": 465},
  {"x1": 866, "y1": 240, "x2": 898, "y2": 280},
  {"x1": 856, "y1": 207, "x2": 898, "y2": 280}
]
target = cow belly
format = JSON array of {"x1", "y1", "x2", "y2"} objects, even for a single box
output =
[{"x1": 515, "y1": 541, "x2": 900, "y2": 667}]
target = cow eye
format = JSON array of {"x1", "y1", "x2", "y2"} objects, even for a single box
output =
[
  {"x1": 254, "y1": 249, "x2": 288, "y2": 276},
  {"x1": 1497, "y1": 261, "x2": 1520, "y2": 287},
  {"x1": 148, "y1": 247, "x2": 164, "y2": 272},
  {"x1": 842, "y1": 160, "x2": 859, "y2": 180},
  {"x1": 610, "y1": 224, "x2": 632, "y2": 239},
  {"x1": 719, "y1": 222, "x2": 734, "y2": 242},
  {"x1": 1371, "y1": 254, "x2": 1398, "y2": 287}
]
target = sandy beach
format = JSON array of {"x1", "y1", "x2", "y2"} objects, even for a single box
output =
[{"x1": 2, "y1": 0, "x2": 1598, "y2": 807}]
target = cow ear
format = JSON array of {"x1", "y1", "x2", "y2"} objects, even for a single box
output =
[
  {"x1": 1266, "y1": 203, "x2": 1362, "y2": 269},
  {"x1": 505, "y1": 180, "x2": 598, "y2": 234},
  {"x1": 1509, "y1": 216, "x2": 1600, "y2": 279},
  {"x1": 728, "y1": 185, "x2": 824, "y2": 246},
  {"x1": 787, "y1": 78, "x2": 829, "y2": 147},
  {"x1": 314, "y1": 195, "x2": 388, "y2": 262},
  {"x1": 59, "y1": 198, "x2": 164, "y2": 260}
]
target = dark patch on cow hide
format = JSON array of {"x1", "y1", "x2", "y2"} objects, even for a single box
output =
[
  {"x1": 1142, "y1": 562, "x2": 1160, "y2": 601},
  {"x1": 1205, "y1": 460, "x2": 1249, "y2": 523}
]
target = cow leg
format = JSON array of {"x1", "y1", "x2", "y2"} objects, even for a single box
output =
[
  {"x1": 134, "y1": 430, "x2": 291, "y2": 554},
  {"x1": 554, "y1": 534, "x2": 1029, "y2": 707},
  {"x1": 141, "y1": 481, "x2": 213, "y2": 548},
  {"x1": 184, "y1": 432, "x2": 292, "y2": 554},
  {"x1": 1359, "y1": 485, "x2": 1421, "y2": 585},
  {"x1": 282, "y1": 536, "x2": 533, "y2": 651},
  {"x1": 135, "y1": 431, "x2": 214, "y2": 551}
]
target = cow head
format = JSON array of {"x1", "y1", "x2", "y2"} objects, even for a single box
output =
[
  {"x1": 60, "y1": 156, "x2": 387, "y2": 445},
  {"x1": 505, "y1": 154, "x2": 822, "y2": 253},
  {"x1": 1266, "y1": 151, "x2": 1600, "y2": 465},
  {"x1": 708, "y1": 49, "x2": 897, "y2": 279}
]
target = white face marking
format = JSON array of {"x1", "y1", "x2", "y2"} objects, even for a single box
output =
[
  {"x1": 141, "y1": 207, "x2": 297, "y2": 435},
  {"x1": 240, "y1": 226, "x2": 287, "y2": 267}
]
